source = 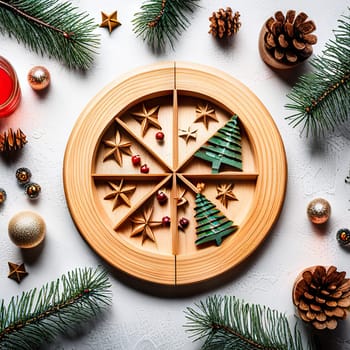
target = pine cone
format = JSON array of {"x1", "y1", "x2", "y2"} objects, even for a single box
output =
[
  {"x1": 293, "y1": 265, "x2": 350, "y2": 330},
  {"x1": 263, "y1": 10, "x2": 317, "y2": 65},
  {"x1": 0, "y1": 128, "x2": 27, "y2": 153},
  {"x1": 209, "y1": 7, "x2": 241, "y2": 39}
]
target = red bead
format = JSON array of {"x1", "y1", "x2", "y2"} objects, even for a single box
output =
[
  {"x1": 131, "y1": 154, "x2": 141, "y2": 166},
  {"x1": 155, "y1": 131, "x2": 164, "y2": 141},
  {"x1": 178, "y1": 217, "x2": 189, "y2": 231},
  {"x1": 156, "y1": 190, "x2": 168, "y2": 204},
  {"x1": 162, "y1": 216, "x2": 171, "y2": 226},
  {"x1": 140, "y1": 164, "x2": 149, "y2": 173}
]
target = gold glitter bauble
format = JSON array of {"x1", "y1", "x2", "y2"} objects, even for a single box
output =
[
  {"x1": 27, "y1": 66, "x2": 51, "y2": 91},
  {"x1": 307, "y1": 198, "x2": 331, "y2": 224},
  {"x1": 8, "y1": 211, "x2": 46, "y2": 248}
]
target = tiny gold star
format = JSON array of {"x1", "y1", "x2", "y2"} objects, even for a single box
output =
[
  {"x1": 216, "y1": 183, "x2": 238, "y2": 208},
  {"x1": 194, "y1": 103, "x2": 218, "y2": 129},
  {"x1": 130, "y1": 207, "x2": 162, "y2": 244},
  {"x1": 104, "y1": 179, "x2": 136, "y2": 210},
  {"x1": 103, "y1": 130, "x2": 132, "y2": 166},
  {"x1": 8, "y1": 262, "x2": 28, "y2": 283},
  {"x1": 131, "y1": 104, "x2": 162, "y2": 137},
  {"x1": 179, "y1": 126, "x2": 198, "y2": 144},
  {"x1": 100, "y1": 11, "x2": 121, "y2": 33}
]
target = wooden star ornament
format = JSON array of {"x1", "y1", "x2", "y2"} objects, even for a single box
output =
[
  {"x1": 195, "y1": 102, "x2": 218, "y2": 129},
  {"x1": 103, "y1": 129, "x2": 132, "y2": 166},
  {"x1": 130, "y1": 207, "x2": 162, "y2": 244},
  {"x1": 131, "y1": 104, "x2": 161, "y2": 137},
  {"x1": 100, "y1": 11, "x2": 121, "y2": 33},
  {"x1": 8, "y1": 262, "x2": 28, "y2": 283},
  {"x1": 216, "y1": 183, "x2": 238, "y2": 208},
  {"x1": 104, "y1": 179, "x2": 136, "y2": 210},
  {"x1": 179, "y1": 126, "x2": 198, "y2": 144}
]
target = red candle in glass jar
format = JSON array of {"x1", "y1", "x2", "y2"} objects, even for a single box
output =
[{"x1": 0, "y1": 57, "x2": 21, "y2": 118}]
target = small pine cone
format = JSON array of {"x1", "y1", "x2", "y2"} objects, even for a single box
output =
[
  {"x1": 293, "y1": 265, "x2": 350, "y2": 330},
  {"x1": 263, "y1": 10, "x2": 317, "y2": 64},
  {"x1": 209, "y1": 7, "x2": 241, "y2": 39},
  {"x1": 0, "y1": 128, "x2": 27, "y2": 153}
]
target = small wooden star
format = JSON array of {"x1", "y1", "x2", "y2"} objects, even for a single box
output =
[
  {"x1": 100, "y1": 11, "x2": 121, "y2": 33},
  {"x1": 130, "y1": 207, "x2": 162, "y2": 244},
  {"x1": 216, "y1": 183, "x2": 238, "y2": 208},
  {"x1": 8, "y1": 262, "x2": 28, "y2": 283},
  {"x1": 104, "y1": 179, "x2": 136, "y2": 210},
  {"x1": 103, "y1": 130, "x2": 132, "y2": 166},
  {"x1": 194, "y1": 103, "x2": 218, "y2": 129},
  {"x1": 179, "y1": 126, "x2": 198, "y2": 144},
  {"x1": 131, "y1": 104, "x2": 161, "y2": 137},
  {"x1": 177, "y1": 188, "x2": 188, "y2": 207}
]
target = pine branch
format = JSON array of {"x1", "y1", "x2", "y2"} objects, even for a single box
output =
[
  {"x1": 0, "y1": 267, "x2": 112, "y2": 350},
  {"x1": 132, "y1": 0, "x2": 200, "y2": 51},
  {"x1": 184, "y1": 295, "x2": 311, "y2": 350},
  {"x1": 0, "y1": 0, "x2": 100, "y2": 70},
  {"x1": 285, "y1": 9, "x2": 350, "y2": 136}
]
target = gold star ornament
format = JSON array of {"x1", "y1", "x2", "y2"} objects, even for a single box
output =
[
  {"x1": 130, "y1": 207, "x2": 162, "y2": 244},
  {"x1": 8, "y1": 262, "x2": 28, "y2": 283},
  {"x1": 216, "y1": 183, "x2": 238, "y2": 208},
  {"x1": 100, "y1": 11, "x2": 121, "y2": 33}
]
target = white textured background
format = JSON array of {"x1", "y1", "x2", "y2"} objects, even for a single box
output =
[{"x1": 0, "y1": 0, "x2": 349, "y2": 349}]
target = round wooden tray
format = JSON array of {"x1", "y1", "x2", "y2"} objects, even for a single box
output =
[{"x1": 63, "y1": 62, "x2": 287, "y2": 285}]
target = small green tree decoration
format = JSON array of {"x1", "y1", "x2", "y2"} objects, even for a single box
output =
[
  {"x1": 0, "y1": 267, "x2": 111, "y2": 350},
  {"x1": 0, "y1": 0, "x2": 100, "y2": 70},
  {"x1": 194, "y1": 184, "x2": 238, "y2": 246},
  {"x1": 184, "y1": 295, "x2": 311, "y2": 350},
  {"x1": 132, "y1": 0, "x2": 200, "y2": 51},
  {"x1": 195, "y1": 115, "x2": 242, "y2": 174},
  {"x1": 285, "y1": 9, "x2": 350, "y2": 136}
]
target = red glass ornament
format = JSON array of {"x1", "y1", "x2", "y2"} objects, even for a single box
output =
[
  {"x1": 156, "y1": 190, "x2": 168, "y2": 204},
  {"x1": 131, "y1": 154, "x2": 141, "y2": 166},
  {"x1": 162, "y1": 216, "x2": 171, "y2": 226},
  {"x1": 178, "y1": 217, "x2": 189, "y2": 230},
  {"x1": 155, "y1": 131, "x2": 165, "y2": 141},
  {"x1": 0, "y1": 57, "x2": 21, "y2": 118},
  {"x1": 140, "y1": 164, "x2": 149, "y2": 173}
]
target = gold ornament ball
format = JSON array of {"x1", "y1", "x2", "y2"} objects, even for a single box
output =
[
  {"x1": 8, "y1": 211, "x2": 46, "y2": 248},
  {"x1": 307, "y1": 198, "x2": 331, "y2": 224},
  {"x1": 27, "y1": 66, "x2": 51, "y2": 91}
]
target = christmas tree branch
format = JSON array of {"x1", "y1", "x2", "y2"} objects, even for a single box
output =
[
  {"x1": 0, "y1": 267, "x2": 111, "y2": 350},
  {"x1": 0, "y1": 0, "x2": 100, "y2": 70},
  {"x1": 132, "y1": 0, "x2": 200, "y2": 51},
  {"x1": 184, "y1": 295, "x2": 310, "y2": 350},
  {"x1": 285, "y1": 9, "x2": 350, "y2": 136}
]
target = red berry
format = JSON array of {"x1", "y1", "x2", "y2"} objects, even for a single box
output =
[
  {"x1": 156, "y1": 190, "x2": 168, "y2": 204},
  {"x1": 162, "y1": 216, "x2": 171, "y2": 226},
  {"x1": 140, "y1": 164, "x2": 149, "y2": 173},
  {"x1": 179, "y1": 217, "x2": 189, "y2": 229},
  {"x1": 131, "y1": 154, "x2": 141, "y2": 166},
  {"x1": 155, "y1": 131, "x2": 164, "y2": 141}
]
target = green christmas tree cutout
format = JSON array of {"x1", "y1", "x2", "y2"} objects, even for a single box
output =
[
  {"x1": 194, "y1": 115, "x2": 242, "y2": 173},
  {"x1": 194, "y1": 184, "x2": 238, "y2": 246}
]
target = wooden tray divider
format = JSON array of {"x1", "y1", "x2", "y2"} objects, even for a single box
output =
[
  {"x1": 113, "y1": 174, "x2": 172, "y2": 230},
  {"x1": 171, "y1": 174, "x2": 178, "y2": 255},
  {"x1": 115, "y1": 117, "x2": 172, "y2": 172},
  {"x1": 92, "y1": 174, "x2": 170, "y2": 181},
  {"x1": 172, "y1": 88, "x2": 179, "y2": 169},
  {"x1": 183, "y1": 173, "x2": 259, "y2": 181},
  {"x1": 176, "y1": 174, "x2": 199, "y2": 194}
]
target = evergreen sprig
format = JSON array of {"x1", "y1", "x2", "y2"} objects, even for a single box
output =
[
  {"x1": 0, "y1": 0, "x2": 100, "y2": 70},
  {"x1": 184, "y1": 295, "x2": 311, "y2": 350},
  {"x1": 0, "y1": 267, "x2": 112, "y2": 350},
  {"x1": 285, "y1": 9, "x2": 350, "y2": 136},
  {"x1": 132, "y1": 0, "x2": 200, "y2": 51}
]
